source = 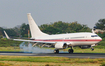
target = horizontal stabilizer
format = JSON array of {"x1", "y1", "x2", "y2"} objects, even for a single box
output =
[{"x1": 4, "y1": 31, "x2": 10, "y2": 39}]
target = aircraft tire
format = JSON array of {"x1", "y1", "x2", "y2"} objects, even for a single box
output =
[
  {"x1": 68, "y1": 49, "x2": 74, "y2": 53},
  {"x1": 54, "y1": 49, "x2": 59, "y2": 54},
  {"x1": 91, "y1": 48, "x2": 94, "y2": 51}
]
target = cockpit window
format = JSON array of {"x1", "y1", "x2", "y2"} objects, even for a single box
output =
[{"x1": 91, "y1": 35, "x2": 98, "y2": 37}]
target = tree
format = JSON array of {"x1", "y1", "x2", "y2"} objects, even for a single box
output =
[
  {"x1": 20, "y1": 23, "x2": 29, "y2": 37},
  {"x1": 52, "y1": 21, "x2": 69, "y2": 33},
  {"x1": 95, "y1": 19, "x2": 105, "y2": 30},
  {"x1": 0, "y1": 27, "x2": 3, "y2": 35},
  {"x1": 67, "y1": 22, "x2": 82, "y2": 32},
  {"x1": 39, "y1": 21, "x2": 91, "y2": 34},
  {"x1": 4, "y1": 28, "x2": 18, "y2": 37},
  {"x1": 0, "y1": 27, "x2": 3, "y2": 38},
  {"x1": 13, "y1": 25, "x2": 21, "y2": 37}
]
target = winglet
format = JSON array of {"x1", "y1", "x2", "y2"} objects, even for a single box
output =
[{"x1": 4, "y1": 31, "x2": 10, "y2": 39}]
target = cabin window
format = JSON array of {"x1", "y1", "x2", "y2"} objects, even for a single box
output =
[
  {"x1": 71, "y1": 36, "x2": 84, "y2": 39},
  {"x1": 65, "y1": 38, "x2": 69, "y2": 39}
]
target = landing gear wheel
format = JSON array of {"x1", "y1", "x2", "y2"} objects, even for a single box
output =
[
  {"x1": 54, "y1": 49, "x2": 59, "y2": 54},
  {"x1": 91, "y1": 48, "x2": 94, "y2": 51},
  {"x1": 68, "y1": 49, "x2": 74, "y2": 53}
]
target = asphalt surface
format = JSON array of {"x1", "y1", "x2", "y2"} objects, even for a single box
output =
[{"x1": 0, "y1": 52, "x2": 105, "y2": 58}]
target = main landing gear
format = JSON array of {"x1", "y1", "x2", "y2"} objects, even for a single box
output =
[
  {"x1": 68, "y1": 47, "x2": 74, "y2": 53},
  {"x1": 54, "y1": 49, "x2": 59, "y2": 54},
  {"x1": 54, "y1": 47, "x2": 74, "y2": 54}
]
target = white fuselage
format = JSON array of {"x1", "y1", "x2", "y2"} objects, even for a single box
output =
[{"x1": 34, "y1": 32, "x2": 102, "y2": 46}]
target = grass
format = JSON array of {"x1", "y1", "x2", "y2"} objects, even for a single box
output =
[
  {"x1": 0, "y1": 56, "x2": 104, "y2": 63},
  {"x1": 0, "y1": 47, "x2": 105, "y2": 53},
  {"x1": 0, "y1": 47, "x2": 20, "y2": 51},
  {"x1": 0, "y1": 56, "x2": 104, "y2": 66},
  {"x1": 0, "y1": 62, "x2": 12, "y2": 66},
  {"x1": 0, "y1": 61, "x2": 101, "y2": 66}
]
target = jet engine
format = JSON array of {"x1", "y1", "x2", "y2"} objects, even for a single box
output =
[
  {"x1": 79, "y1": 45, "x2": 91, "y2": 49},
  {"x1": 55, "y1": 42, "x2": 68, "y2": 49}
]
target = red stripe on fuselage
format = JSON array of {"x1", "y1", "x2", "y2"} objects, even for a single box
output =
[{"x1": 33, "y1": 39, "x2": 102, "y2": 42}]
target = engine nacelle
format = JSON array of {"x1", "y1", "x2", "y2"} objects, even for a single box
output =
[
  {"x1": 79, "y1": 45, "x2": 91, "y2": 49},
  {"x1": 55, "y1": 42, "x2": 68, "y2": 49}
]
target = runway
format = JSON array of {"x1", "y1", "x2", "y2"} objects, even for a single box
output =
[{"x1": 0, "y1": 52, "x2": 105, "y2": 58}]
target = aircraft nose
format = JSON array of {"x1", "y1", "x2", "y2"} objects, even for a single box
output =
[{"x1": 99, "y1": 37, "x2": 102, "y2": 41}]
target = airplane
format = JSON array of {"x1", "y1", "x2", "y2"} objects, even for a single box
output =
[{"x1": 4, "y1": 13, "x2": 102, "y2": 53}]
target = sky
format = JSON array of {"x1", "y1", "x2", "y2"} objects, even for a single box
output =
[{"x1": 0, "y1": 0, "x2": 105, "y2": 28}]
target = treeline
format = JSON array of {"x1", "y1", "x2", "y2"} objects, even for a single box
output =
[
  {"x1": 1, "y1": 19, "x2": 105, "y2": 38},
  {"x1": 0, "y1": 23, "x2": 29, "y2": 38},
  {"x1": 0, "y1": 21, "x2": 91, "y2": 38},
  {"x1": 40, "y1": 21, "x2": 91, "y2": 34}
]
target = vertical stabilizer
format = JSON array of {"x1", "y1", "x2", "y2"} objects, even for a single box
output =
[{"x1": 27, "y1": 13, "x2": 48, "y2": 39}]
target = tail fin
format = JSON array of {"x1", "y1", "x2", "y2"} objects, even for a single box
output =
[
  {"x1": 27, "y1": 13, "x2": 48, "y2": 39},
  {"x1": 4, "y1": 31, "x2": 10, "y2": 39}
]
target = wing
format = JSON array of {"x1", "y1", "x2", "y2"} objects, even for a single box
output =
[
  {"x1": 13, "y1": 39, "x2": 56, "y2": 43},
  {"x1": 4, "y1": 31, "x2": 55, "y2": 44}
]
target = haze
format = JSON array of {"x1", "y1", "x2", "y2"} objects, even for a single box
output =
[{"x1": 0, "y1": 0, "x2": 105, "y2": 28}]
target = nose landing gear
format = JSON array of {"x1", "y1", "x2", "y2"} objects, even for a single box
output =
[{"x1": 91, "y1": 47, "x2": 94, "y2": 51}]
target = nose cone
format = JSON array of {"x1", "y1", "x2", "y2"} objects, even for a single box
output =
[
  {"x1": 95, "y1": 36, "x2": 102, "y2": 44},
  {"x1": 98, "y1": 37, "x2": 102, "y2": 42}
]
